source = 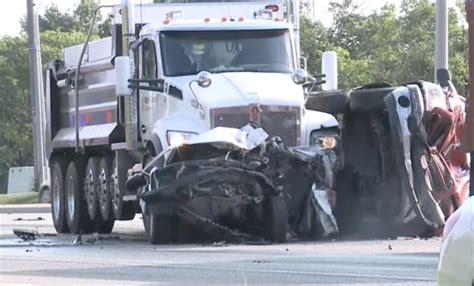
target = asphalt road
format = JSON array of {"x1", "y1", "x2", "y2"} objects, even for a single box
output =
[{"x1": 0, "y1": 206, "x2": 441, "y2": 285}]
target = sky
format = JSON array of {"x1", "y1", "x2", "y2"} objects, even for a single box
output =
[{"x1": 0, "y1": 0, "x2": 459, "y2": 37}]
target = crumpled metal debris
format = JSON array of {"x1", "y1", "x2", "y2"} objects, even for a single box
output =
[
  {"x1": 138, "y1": 124, "x2": 339, "y2": 243},
  {"x1": 13, "y1": 229, "x2": 40, "y2": 241}
]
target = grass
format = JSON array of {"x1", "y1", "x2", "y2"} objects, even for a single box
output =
[{"x1": 0, "y1": 192, "x2": 38, "y2": 204}]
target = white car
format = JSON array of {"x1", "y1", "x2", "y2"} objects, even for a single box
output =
[{"x1": 438, "y1": 196, "x2": 474, "y2": 285}]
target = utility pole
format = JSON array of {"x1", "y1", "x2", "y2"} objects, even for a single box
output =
[
  {"x1": 465, "y1": 0, "x2": 474, "y2": 196},
  {"x1": 434, "y1": 0, "x2": 448, "y2": 82},
  {"x1": 26, "y1": 0, "x2": 46, "y2": 191}
]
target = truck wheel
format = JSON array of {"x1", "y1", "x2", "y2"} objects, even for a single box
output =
[
  {"x1": 65, "y1": 160, "x2": 93, "y2": 234},
  {"x1": 111, "y1": 159, "x2": 136, "y2": 220},
  {"x1": 146, "y1": 214, "x2": 173, "y2": 244},
  {"x1": 306, "y1": 91, "x2": 349, "y2": 115},
  {"x1": 51, "y1": 160, "x2": 69, "y2": 233},
  {"x1": 98, "y1": 156, "x2": 115, "y2": 222},
  {"x1": 349, "y1": 87, "x2": 395, "y2": 112},
  {"x1": 85, "y1": 157, "x2": 100, "y2": 221},
  {"x1": 98, "y1": 219, "x2": 115, "y2": 234},
  {"x1": 265, "y1": 195, "x2": 288, "y2": 243}
]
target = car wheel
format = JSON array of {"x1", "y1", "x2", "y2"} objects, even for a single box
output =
[
  {"x1": 306, "y1": 91, "x2": 349, "y2": 115},
  {"x1": 146, "y1": 213, "x2": 174, "y2": 244},
  {"x1": 349, "y1": 87, "x2": 395, "y2": 112}
]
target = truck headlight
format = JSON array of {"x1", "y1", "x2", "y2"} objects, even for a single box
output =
[
  {"x1": 310, "y1": 129, "x2": 339, "y2": 149},
  {"x1": 166, "y1": 131, "x2": 198, "y2": 147}
]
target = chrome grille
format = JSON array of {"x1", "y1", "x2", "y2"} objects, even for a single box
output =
[{"x1": 211, "y1": 106, "x2": 299, "y2": 146}]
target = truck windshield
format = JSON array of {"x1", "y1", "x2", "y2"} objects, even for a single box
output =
[{"x1": 160, "y1": 29, "x2": 293, "y2": 77}]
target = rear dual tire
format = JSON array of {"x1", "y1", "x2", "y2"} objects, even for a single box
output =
[
  {"x1": 51, "y1": 156, "x2": 116, "y2": 235},
  {"x1": 85, "y1": 157, "x2": 115, "y2": 234},
  {"x1": 65, "y1": 160, "x2": 94, "y2": 234}
]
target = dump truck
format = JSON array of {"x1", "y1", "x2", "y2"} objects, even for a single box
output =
[{"x1": 45, "y1": 0, "x2": 340, "y2": 243}]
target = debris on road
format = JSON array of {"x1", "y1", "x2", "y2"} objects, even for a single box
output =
[
  {"x1": 72, "y1": 232, "x2": 82, "y2": 245},
  {"x1": 85, "y1": 232, "x2": 99, "y2": 244},
  {"x1": 13, "y1": 229, "x2": 40, "y2": 241},
  {"x1": 13, "y1": 217, "x2": 45, "y2": 221},
  {"x1": 212, "y1": 241, "x2": 228, "y2": 247}
]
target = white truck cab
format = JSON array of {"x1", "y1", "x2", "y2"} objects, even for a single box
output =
[{"x1": 129, "y1": 17, "x2": 338, "y2": 155}]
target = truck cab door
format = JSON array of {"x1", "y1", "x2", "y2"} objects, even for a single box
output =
[{"x1": 139, "y1": 38, "x2": 166, "y2": 142}]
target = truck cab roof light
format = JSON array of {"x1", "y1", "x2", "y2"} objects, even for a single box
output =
[
  {"x1": 204, "y1": 17, "x2": 210, "y2": 22},
  {"x1": 238, "y1": 16, "x2": 244, "y2": 22},
  {"x1": 265, "y1": 4, "x2": 279, "y2": 12},
  {"x1": 221, "y1": 16, "x2": 228, "y2": 22},
  {"x1": 274, "y1": 17, "x2": 281, "y2": 22},
  {"x1": 163, "y1": 18, "x2": 170, "y2": 24}
]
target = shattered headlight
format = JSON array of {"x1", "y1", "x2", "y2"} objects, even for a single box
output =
[
  {"x1": 310, "y1": 129, "x2": 339, "y2": 149},
  {"x1": 166, "y1": 131, "x2": 198, "y2": 147}
]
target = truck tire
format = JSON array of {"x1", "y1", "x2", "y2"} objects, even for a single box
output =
[
  {"x1": 146, "y1": 214, "x2": 174, "y2": 244},
  {"x1": 51, "y1": 160, "x2": 69, "y2": 233},
  {"x1": 98, "y1": 219, "x2": 115, "y2": 234},
  {"x1": 349, "y1": 87, "x2": 395, "y2": 112},
  {"x1": 111, "y1": 159, "x2": 136, "y2": 220},
  {"x1": 65, "y1": 160, "x2": 94, "y2": 234},
  {"x1": 98, "y1": 156, "x2": 115, "y2": 222},
  {"x1": 85, "y1": 157, "x2": 101, "y2": 221},
  {"x1": 265, "y1": 195, "x2": 288, "y2": 243},
  {"x1": 306, "y1": 91, "x2": 349, "y2": 115}
]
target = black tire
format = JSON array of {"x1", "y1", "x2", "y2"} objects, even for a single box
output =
[
  {"x1": 85, "y1": 157, "x2": 101, "y2": 221},
  {"x1": 98, "y1": 156, "x2": 115, "y2": 222},
  {"x1": 111, "y1": 158, "x2": 136, "y2": 220},
  {"x1": 146, "y1": 214, "x2": 174, "y2": 244},
  {"x1": 51, "y1": 160, "x2": 69, "y2": 233},
  {"x1": 98, "y1": 219, "x2": 115, "y2": 234},
  {"x1": 265, "y1": 196, "x2": 288, "y2": 243},
  {"x1": 306, "y1": 91, "x2": 349, "y2": 115},
  {"x1": 65, "y1": 160, "x2": 93, "y2": 234},
  {"x1": 349, "y1": 87, "x2": 395, "y2": 112}
]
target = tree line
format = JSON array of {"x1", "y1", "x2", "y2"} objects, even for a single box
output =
[{"x1": 0, "y1": 0, "x2": 468, "y2": 191}]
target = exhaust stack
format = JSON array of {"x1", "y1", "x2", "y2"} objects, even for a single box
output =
[{"x1": 121, "y1": 0, "x2": 138, "y2": 150}]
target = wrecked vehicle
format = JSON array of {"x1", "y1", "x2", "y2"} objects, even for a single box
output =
[
  {"x1": 127, "y1": 124, "x2": 338, "y2": 243},
  {"x1": 307, "y1": 69, "x2": 470, "y2": 237}
]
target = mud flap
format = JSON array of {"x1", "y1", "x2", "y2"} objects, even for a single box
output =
[{"x1": 384, "y1": 86, "x2": 445, "y2": 229}]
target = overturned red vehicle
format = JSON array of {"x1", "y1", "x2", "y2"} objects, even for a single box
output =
[{"x1": 308, "y1": 70, "x2": 470, "y2": 237}]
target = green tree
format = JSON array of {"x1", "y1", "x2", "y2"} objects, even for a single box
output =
[{"x1": 301, "y1": 0, "x2": 468, "y2": 94}]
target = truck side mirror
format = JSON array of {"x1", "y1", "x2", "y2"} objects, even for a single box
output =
[
  {"x1": 115, "y1": 56, "x2": 132, "y2": 97},
  {"x1": 291, "y1": 69, "x2": 308, "y2": 85},
  {"x1": 196, "y1": 71, "x2": 213, "y2": 88}
]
